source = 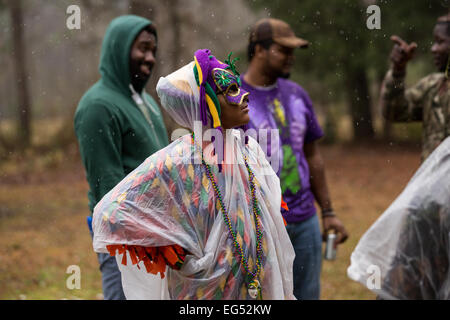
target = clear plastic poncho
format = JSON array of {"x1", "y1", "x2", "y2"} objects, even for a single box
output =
[
  {"x1": 92, "y1": 61, "x2": 295, "y2": 300},
  {"x1": 347, "y1": 137, "x2": 450, "y2": 299}
]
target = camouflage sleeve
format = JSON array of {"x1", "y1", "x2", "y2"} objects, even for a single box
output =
[{"x1": 380, "y1": 69, "x2": 429, "y2": 122}]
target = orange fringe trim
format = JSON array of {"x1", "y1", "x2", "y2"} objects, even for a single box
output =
[
  {"x1": 281, "y1": 196, "x2": 289, "y2": 211},
  {"x1": 281, "y1": 196, "x2": 289, "y2": 226},
  {"x1": 106, "y1": 244, "x2": 186, "y2": 279}
]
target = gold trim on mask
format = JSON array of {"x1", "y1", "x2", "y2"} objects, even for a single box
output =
[
  {"x1": 225, "y1": 83, "x2": 240, "y2": 97},
  {"x1": 211, "y1": 68, "x2": 236, "y2": 93},
  {"x1": 212, "y1": 67, "x2": 248, "y2": 105},
  {"x1": 223, "y1": 91, "x2": 249, "y2": 106}
]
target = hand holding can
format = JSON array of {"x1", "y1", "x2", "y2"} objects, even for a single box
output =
[{"x1": 324, "y1": 232, "x2": 337, "y2": 260}]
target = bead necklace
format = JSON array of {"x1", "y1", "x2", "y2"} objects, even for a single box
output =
[{"x1": 191, "y1": 132, "x2": 263, "y2": 299}]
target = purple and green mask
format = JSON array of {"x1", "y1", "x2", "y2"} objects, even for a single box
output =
[
  {"x1": 193, "y1": 49, "x2": 249, "y2": 130},
  {"x1": 212, "y1": 68, "x2": 248, "y2": 106}
]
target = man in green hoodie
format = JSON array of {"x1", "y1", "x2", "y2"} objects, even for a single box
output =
[{"x1": 74, "y1": 15, "x2": 169, "y2": 299}]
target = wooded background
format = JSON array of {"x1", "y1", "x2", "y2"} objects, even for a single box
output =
[{"x1": 0, "y1": 0, "x2": 447, "y2": 155}]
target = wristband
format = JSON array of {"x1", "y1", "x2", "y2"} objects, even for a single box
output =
[{"x1": 321, "y1": 208, "x2": 336, "y2": 218}]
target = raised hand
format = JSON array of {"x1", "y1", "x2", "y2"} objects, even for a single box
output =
[{"x1": 390, "y1": 35, "x2": 417, "y2": 74}]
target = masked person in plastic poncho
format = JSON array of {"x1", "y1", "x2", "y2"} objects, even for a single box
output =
[
  {"x1": 92, "y1": 49, "x2": 296, "y2": 300},
  {"x1": 347, "y1": 136, "x2": 450, "y2": 299}
]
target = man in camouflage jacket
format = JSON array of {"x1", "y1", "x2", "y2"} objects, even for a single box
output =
[{"x1": 381, "y1": 14, "x2": 450, "y2": 161}]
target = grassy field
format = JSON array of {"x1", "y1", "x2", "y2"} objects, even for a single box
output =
[
  {"x1": 0, "y1": 138, "x2": 421, "y2": 300},
  {"x1": 319, "y1": 142, "x2": 421, "y2": 299}
]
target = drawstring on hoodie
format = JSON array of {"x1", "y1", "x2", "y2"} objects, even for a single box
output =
[{"x1": 129, "y1": 84, "x2": 155, "y2": 131}]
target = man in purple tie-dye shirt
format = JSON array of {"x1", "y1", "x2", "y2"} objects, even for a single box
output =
[{"x1": 241, "y1": 18, "x2": 348, "y2": 300}]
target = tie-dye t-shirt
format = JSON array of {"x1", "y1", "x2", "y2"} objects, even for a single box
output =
[{"x1": 241, "y1": 77, "x2": 324, "y2": 223}]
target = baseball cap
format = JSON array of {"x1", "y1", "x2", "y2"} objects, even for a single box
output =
[{"x1": 249, "y1": 18, "x2": 309, "y2": 49}]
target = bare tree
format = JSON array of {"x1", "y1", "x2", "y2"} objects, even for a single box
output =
[{"x1": 9, "y1": 0, "x2": 31, "y2": 149}]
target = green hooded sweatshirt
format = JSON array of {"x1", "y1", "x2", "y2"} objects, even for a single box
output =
[{"x1": 74, "y1": 15, "x2": 169, "y2": 213}]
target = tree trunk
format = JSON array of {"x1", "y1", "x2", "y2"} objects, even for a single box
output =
[
  {"x1": 377, "y1": 75, "x2": 393, "y2": 141},
  {"x1": 167, "y1": 0, "x2": 180, "y2": 69},
  {"x1": 9, "y1": 0, "x2": 32, "y2": 148},
  {"x1": 345, "y1": 66, "x2": 375, "y2": 141},
  {"x1": 129, "y1": 0, "x2": 156, "y2": 20}
]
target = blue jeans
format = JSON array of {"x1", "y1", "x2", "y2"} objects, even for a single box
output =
[
  {"x1": 285, "y1": 214, "x2": 322, "y2": 300},
  {"x1": 89, "y1": 230, "x2": 126, "y2": 300}
]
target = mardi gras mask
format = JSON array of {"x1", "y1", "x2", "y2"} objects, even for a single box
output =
[
  {"x1": 212, "y1": 68, "x2": 249, "y2": 106},
  {"x1": 193, "y1": 49, "x2": 248, "y2": 130},
  {"x1": 193, "y1": 49, "x2": 249, "y2": 172}
]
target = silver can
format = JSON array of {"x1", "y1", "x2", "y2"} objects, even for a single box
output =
[{"x1": 324, "y1": 233, "x2": 337, "y2": 260}]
